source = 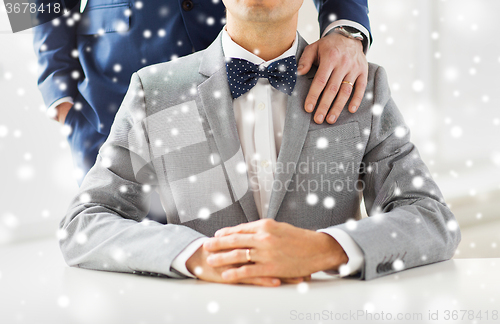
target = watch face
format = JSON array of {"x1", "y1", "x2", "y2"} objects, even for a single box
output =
[{"x1": 343, "y1": 26, "x2": 360, "y2": 34}]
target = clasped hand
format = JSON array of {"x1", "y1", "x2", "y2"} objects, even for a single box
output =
[{"x1": 186, "y1": 219, "x2": 348, "y2": 287}]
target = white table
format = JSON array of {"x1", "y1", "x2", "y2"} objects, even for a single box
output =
[{"x1": 0, "y1": 238, "x2": 498, "y2": 324}]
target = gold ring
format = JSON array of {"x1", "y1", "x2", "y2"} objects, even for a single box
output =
[
  {"x1": 342, "y1": 81, "x2": 354, "y2": 87},
  {"x1": 246, "y1": 249, "x2": 252, "y2": 262}
]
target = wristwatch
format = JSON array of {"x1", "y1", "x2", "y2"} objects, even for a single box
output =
[{"x1": 330, "y1": 26, "x2": 368, "y2": 54}]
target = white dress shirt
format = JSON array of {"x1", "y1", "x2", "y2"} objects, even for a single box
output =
[{"x1": 171, "y1": 28, "x2": 364, "y2": 278}]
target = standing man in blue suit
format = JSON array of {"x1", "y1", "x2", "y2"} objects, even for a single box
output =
[{"x1": 33, "y1": 0, "x2": 372, "y2": 221}]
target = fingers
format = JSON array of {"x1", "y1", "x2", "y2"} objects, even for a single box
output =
[
  {"x1": 304, "y1": 58, "x2": 335, "y2": 116},
  {"x1": 222, "y1": 264, "x2": 267, "y2": 282},
  {"x1": 297, "y1": 42, "x2": 318, "y2": 76},
  {"x1": 314, "y1": 66, "x2": 350, "y2": 124},
  {"x1": 280, "y1": 277, "x2": 306, "y2": 284},
  {"x1": 214, "y1": 218, "x2": 276, "y2": 237},
  {"x1": 348, "y1": 72, "x2": 367, "y2": 113},
  {"x1": 207, "y1": 249, "x2": 253, "y2": 267},
  {"x1": 323, "y1": 72, "x2": 357, "y2": 124},
  {"x1": 203, "y1": 233, "x2": 256, "y2": 252},
  {"x1": 238, "y1": 277, "x2": 281, "y2": 287}
]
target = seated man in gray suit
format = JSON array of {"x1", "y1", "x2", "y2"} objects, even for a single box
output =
[{"x1": 59, "y1": 0, "x2": 461, "y2": 286}]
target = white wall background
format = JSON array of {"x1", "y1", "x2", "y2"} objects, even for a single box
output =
[{"x1": 1, "y1": 1, "x2": 499, "y2": 257}]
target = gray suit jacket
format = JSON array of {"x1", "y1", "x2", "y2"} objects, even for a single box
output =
[{"x1": 59, "y1": 32, "x2": 461, "y2": 280}]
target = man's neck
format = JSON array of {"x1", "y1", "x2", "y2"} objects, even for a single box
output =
[{"x1": 225, "y1": 14, "x2": 298, "y2": 61}]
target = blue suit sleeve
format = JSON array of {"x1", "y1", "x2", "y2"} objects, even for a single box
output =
[
  {"x1": 32, "y1": 6, "x2": 82, "y2": 109},
  {"x1": 313, "y1": 0, "x2": 372, "y2": 43}
]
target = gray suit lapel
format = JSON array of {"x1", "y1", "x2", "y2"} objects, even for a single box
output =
[
  {"x1": 197, "y1": 32, "x2": 260, "y2": 223},
  {"x1": 267, "y1": 36, "x2": 314, "y2": 220}
]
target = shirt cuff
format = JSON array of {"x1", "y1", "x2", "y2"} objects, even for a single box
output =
[
  {"x1": 322, "y1": 20, "x2": 371, "y2": 54},
  {"x1": 170, "y1": 237, "x2": 209, "y2": 278},
  {"x1": 46, "y1": 96, "x2": 74, "y2": 120},
  {"x1": 317, "y1": 227, "x2": 364, "y2": 277}
]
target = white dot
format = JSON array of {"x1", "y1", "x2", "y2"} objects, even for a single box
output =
[
  {"x1": 57, "y1": 229, "x2": 68, "y2": 240},
  {"x1": 447, "y1": 220, "x2": 459, "y2": 231},
  {"x1": 364, "y1": 302, "x2": 375, "y2": 313},
  {"x1": 213, "y1": 91, "x2": 221, "y2": 98},
  {"x1": 189, "y1": 175, "x2": 197, "y2": 183},
  {"x1": 212, "y1": 193, "x2": 228, "y2": 208},
  {"x1": 101, "y1": 157, "x2": 112, "y2": 168},
  {"x1": 323, "y1": 197, "x2": 335, "y2": 209},
  {"x1": 450, "y1": 126, "x2": 463, "y2": 138},
  {"x1": 338, "y1": 264, "x2": 351, "y2": 276},
  {"x1": 236, "y1": 162, "x2": 247, "y2": 174},
  {"x1": 135, "y1": 1, "x2": 143, "y2": 9},
  {"x1": 207, "y1": 301, "x2": 219, "y2": 313},
  {"x1": 345, "y1": 219, "x2": 357, "y2": 231},
  {"x1": 57, "y1": 295, "x2": 70, "y2": 308},
  {"x1": 17, "y1": 165, "x2": 35, "y2": 180},
  {"x1": 328, "y1": 14, "x2": 337, "y2": 21},
  {"x1": 206, "y1": 17, "x2": 215, "y2": 25},
  {"x1": 0, "y1": 125, "x2": 9, "y2": 137},
  {"x1": 306, "y1": 193, "x2": 318, "y2": 205},
  {"x1": 113, "y1": 64, "x2": 122, "y2": 72},
  {"x1": 392, "y1": 259, "x2": 405, "y2": 271},
  {"x1": 394, "y1": 126, "x2": 407, "y2": 138},
  {"x1": 79, "y1": 193, "x2": 91, "y2": 203},
  {"x1": 158, "y1": 29, "x2": 166, "y2": 37},
  {"x1": 412, "y1": 80, "x2": 425, "y2": 92},
  {"x1": 316, "y1": 137, "x2": 329, "y2": 149},
  {"x1": 2, "y1": 213, "x2": 19, "y2": 228},
  {"x1": 143, "y1": 30, "x2": 151, "y2": 38},
  {"x1": 171, "y1": 128, "x2": 179, "y2": 136},
  {"x1": 198, "y1": 208, "x2": 210, "y2": 220},
  {"x1": 431, "y1": 32, "x2": 439, "y2": 40},
  {"x1": 297, "y1": 282, "x2": 309, "y2": 293},
  {"x1": 412, "y1": 176, "x2": 424, "y2": 188},
  {"x1": 372, "y1": 104, "x2": 383, "y2": 115},
  {"x1": 119, "y1": 185, "x2": 127, "y2": 193},
  {"x1": 209, "y1": 153, "x2": 221, "y2": 165},
  {"x1": 142, "y1": 184, "x2": 151, "y2": 193},
  {"x1": 75, "y1": 232, "x2": 87, "y2": 244}
]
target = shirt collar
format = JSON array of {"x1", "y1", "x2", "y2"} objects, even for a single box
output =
[{"x1": 221, "y1": 26, "x2": 298, "y2": 67}]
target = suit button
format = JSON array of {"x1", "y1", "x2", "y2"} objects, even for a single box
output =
[
  {"x1": 182, "y1": 0, "x2": 194, "y2": 11},
  {"x1": 376, "y1": 264, "x2": 383, "y2": 274}
]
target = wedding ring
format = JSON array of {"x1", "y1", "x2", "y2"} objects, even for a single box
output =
[
  {"x1": 246, "y1": 249, "x2": 252, "y2": 262},
  {"x1": 342, "y1": 80, "x2": 354, "y2": 87}
]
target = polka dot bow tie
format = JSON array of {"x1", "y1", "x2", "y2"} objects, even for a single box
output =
[{"x1": 225, "y1": 56, "x2": 297, "y2": 99}]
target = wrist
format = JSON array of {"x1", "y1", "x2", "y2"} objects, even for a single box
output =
[
  {"x1": 56, "y1": 102, "x2": 73, "y2": 124},
  {"x1": 328, "y1": 26, "x2": 367, "y2": 54},
  {"x1": 186, "y1": 246, "x2": 204, "y2": 277},
  {"x1": 314, "y1": 232, "x2": 349, "y2": 272}
]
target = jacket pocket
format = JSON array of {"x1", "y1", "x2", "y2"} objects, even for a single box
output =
[
  {"x1": 77, "y1": 3, "x2": 130, "y2": 35},
  {"x1": 303, "y1": 121, "x2": 360, "y2": 149}
]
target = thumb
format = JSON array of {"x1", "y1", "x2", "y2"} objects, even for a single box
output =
[{"x1": 297, "y1": 43, "x2": 318, "y2": 76}]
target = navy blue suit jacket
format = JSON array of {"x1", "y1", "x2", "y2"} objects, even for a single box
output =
[{"x1": 33, "y1": 0, "x2": 371, "y2": 136}]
